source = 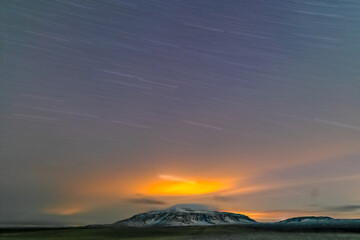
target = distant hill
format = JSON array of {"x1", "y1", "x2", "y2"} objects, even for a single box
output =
[
  {"x1": 279, "y1": 216, "x2": 334, "y2": 224},
  {"x1": 276, "y1": 216, "x2": 360, "y2": 229}
]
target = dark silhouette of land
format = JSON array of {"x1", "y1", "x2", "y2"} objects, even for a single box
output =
[{"x1": 1, "y1": 224, "x2": 360, "y2": 240}]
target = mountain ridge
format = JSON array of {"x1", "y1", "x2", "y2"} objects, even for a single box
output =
[{"x1": 89, "y1": 205, "x2": 360, "y2": 228}]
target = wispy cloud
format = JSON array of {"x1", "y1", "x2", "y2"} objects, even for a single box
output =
[
  {"x1": 128, "y1": 198, "x2": 166, "y2": 205},
  {"x1": 159, "y1": 174, "x2": 196, "y2": 184},
  {"x1": 213, "y1": 195, "x2": 238, "y2": 202},
  {"x1": 324, "y1": 205, "x2": 360, "y2": 212}
]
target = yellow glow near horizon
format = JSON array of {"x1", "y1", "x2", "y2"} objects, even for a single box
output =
[{"x1": 145, "y1": 174, "x2": 225, "y2": 195}]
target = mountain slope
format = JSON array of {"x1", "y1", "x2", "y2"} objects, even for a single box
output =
[{"x1": 112, "y1": 206, "x2": 256, "y2": 227}]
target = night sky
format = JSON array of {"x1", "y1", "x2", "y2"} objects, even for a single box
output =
[{"x1": 1, "y1": 0, "x2": 360, "y2": 226}]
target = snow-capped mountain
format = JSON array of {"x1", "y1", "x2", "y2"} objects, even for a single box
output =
[
  {"x1": 279, "y1": 216, "x2": 333, "y2": 224},
  {"x1": 111, "y1": 205, "x2": 256, "y2": 227}
]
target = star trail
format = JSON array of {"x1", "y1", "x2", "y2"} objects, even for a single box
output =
[{"x1": 1, "y1": 0, "x2": 360, "y2": 225}]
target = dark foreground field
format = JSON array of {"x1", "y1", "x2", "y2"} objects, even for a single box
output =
[{"x1": 1, "y1": 225, "x2": 360, "y2": 240}]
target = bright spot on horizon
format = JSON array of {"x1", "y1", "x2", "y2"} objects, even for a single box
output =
[{"x1": 144, "y1": 174, "x2": 226, "y2": 195}]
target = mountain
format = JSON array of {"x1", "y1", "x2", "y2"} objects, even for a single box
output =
[
  {"x1": 279, "y1": 216, "x2": 333, "y2": 224},
  {"x1": 111, "y1": 205, "x2": 256, "y2": 227}
]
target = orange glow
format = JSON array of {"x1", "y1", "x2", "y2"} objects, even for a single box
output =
[
  {"x1": 45, "y1": 206, "x2": 85, "y2": 216},
  {"x1": 144, "y1": 174, "x2": 226, "y2": 195}
]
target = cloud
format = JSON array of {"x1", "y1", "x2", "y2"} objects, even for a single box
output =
[
  {"x1": 213, "y1": 195, "x2": 238, "y2": 202},
  {"x1": 324, "y1": 205, "x2": 360, "y2": 212},
  {"x1": 159, "y1": 174, "x2": 195, "y2": 183},
  {"x1": 128, "y1": 198, "x2": 166, "y2": 205}
]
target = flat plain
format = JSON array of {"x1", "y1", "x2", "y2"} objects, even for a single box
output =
[{"x1": 1, "y1": 225, "x2": 360, "y2": 240}]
